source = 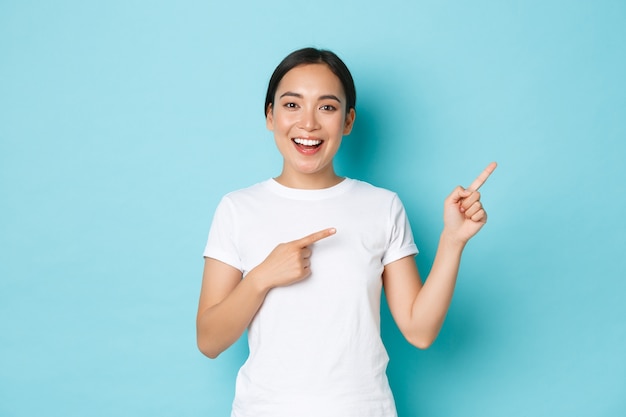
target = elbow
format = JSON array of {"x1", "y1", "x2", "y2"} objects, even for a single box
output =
[
  {"x1": 412, "y1": 338, "x2": 434, "y2": 350},
  {"x1": 196, "y1": 316, "x2": 224, "y2": 359},
  {"x1": 197, "y1": 341, "x2": 221, "y2": 359},
  {"x1": 197, "y1": 335, "x2": 223, "y2": 359},
  {"x1": 406, "y1": 332, "x2": 437, "y2": 350},
  {"x1": 403, "y1": 319, "x2": 444, "y2": 350},
  {"x1": 204, "y1": 351, "x2": 221, "y2": 360}
]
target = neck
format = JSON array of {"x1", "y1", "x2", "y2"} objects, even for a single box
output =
[{"x1": 274, "y1": 170, "x2": 344, "y2": 190}]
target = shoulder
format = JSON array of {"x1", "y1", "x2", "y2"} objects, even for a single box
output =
[
  {"x1": 345, "y1": 179, "x2": 411, "y2": 221},
  {"x1": 347, "y1": 178, "x2": 400, "y2": 201},
  {"x1": 220, "y1": 180, "x2": 273, "y2": 203}
]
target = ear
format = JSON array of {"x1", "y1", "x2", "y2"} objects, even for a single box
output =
[
  {"x1": 342, "y1": 108, "x2": 356, "y2": 135},
  {"x1": 266, "y1": 103, "x2": 274, "y2": 131}
]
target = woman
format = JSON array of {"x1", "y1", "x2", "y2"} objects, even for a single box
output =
[{"x1": 197, "y1": 47, "x2": 496, "y2": 417}]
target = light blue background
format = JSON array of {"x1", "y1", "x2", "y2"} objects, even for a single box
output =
[{"x1": 1, "y1": 1, "x2": 624, "y2": 416}]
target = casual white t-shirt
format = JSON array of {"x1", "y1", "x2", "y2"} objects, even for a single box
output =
[{"x1": 204, "y1": 178, "x2": 418, "y2": 417}]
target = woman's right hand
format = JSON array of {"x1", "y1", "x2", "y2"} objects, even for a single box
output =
[
  {"x1": 196, "y1": 227, "x2": 336, "y2": 358},
  {"x1": 249, "y1": 227, "x2": 336, "y2": 290}
]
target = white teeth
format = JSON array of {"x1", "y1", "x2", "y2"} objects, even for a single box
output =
[{"x1": 294, "y1": 138, "x2": 322, "y2": 146}]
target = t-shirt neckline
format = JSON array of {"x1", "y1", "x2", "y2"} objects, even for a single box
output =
[{"x1": 263, "y1": 177, "x2": 355, "y2": 200}]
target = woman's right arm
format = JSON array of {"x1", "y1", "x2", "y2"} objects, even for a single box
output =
[
  {"x1": 196, "y1": 227, "x2": 336, "y2": 359},
  {"x1": 196, "y1": 258, "x2": 269, "y2": 359}
]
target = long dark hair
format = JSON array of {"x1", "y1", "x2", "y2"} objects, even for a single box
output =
[{"x1": 264, "y1": 47, "x2": 357, "y2": 116}]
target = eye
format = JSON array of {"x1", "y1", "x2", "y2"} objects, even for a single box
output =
[
  {"x1": 320, "y1": 104, "x2": 337, "y2": 111},
  {"x1": 284, "y1": 102, "x2": 298, "y2": 109}
]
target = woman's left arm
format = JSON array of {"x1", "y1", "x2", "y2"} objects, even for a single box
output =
[{"x1": 383, "y1": 162, "x2": 497, "y2": 349}]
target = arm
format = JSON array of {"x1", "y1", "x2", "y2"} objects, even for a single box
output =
[
  {"x1": 384, "y1": 162, "x2": 497, "y2": 349},
  {"x1": 196, "y1": 228, "x2": 336, "y2": 359},
  {"x1": 383, "y1": 233, "x2": 464, "y2": 349},
  {"x1": 196, "y1": 258, "x2": 267, "y2": 359}
]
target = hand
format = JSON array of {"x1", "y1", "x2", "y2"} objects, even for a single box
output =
[
  {"x1": 443, "y1": 162, "x2": 497, "y2": 244},
  {"x1": 250, "y1": 228, "x2": 336, "y2": 290}
]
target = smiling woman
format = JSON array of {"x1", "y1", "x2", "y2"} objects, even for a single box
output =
[
  {"x1": 196, "y1": 47, "x2": 496, "y2": 417},
  {"x1": 266, "y1": 63, "x2": 356, "y2": 189}
]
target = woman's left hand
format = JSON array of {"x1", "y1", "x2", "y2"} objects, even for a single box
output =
[{"x1": 442, "y1": 162, "x2": 497, "y2": 244}]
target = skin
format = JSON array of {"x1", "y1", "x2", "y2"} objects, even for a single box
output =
[
  {"x1": 196, "y1": 63, "x2": 497, "y2": 358},
  {"x1": 266, "y1": 64, "x2": 356, "y2": 189}
]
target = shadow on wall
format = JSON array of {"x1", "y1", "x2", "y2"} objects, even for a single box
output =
[{"x1": 334, "y1": 103, "x2": 382, "y2": 185}]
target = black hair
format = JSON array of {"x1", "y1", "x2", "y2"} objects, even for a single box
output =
[{"x1": 264, "y1": 47, "x2": 357, "y2": 116}]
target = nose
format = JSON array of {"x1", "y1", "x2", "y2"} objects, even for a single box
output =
[{"x1": 298, "y1": 107, "x2": 320, "y2": 131}]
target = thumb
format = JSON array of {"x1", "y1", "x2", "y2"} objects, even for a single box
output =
[{"x1": 448, "y1": 186, "x2": 471, "y2": 204}]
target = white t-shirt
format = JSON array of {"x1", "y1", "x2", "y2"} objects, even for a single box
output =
[{"x1": 204, "y1": 178, "x2": 418, "y2": 417}]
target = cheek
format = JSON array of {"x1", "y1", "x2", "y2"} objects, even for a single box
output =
[
  {"x1": 273, "y1": 112, "x2": 296, "y2": 130},
  {"x1": 331, "y1": 115, "x2": 348, "y2": 133}
]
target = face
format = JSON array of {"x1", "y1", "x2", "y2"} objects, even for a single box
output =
[{"x1": 266, "y1": 63, "x2": 355, "y2": 188}]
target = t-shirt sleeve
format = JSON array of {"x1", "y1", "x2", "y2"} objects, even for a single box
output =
[
  {"x1": 382, "y1": 194, "x2": 419, "y2": 265},
  {"x1": 202, "y1": 196, "x2": 243, "y2": 272}
]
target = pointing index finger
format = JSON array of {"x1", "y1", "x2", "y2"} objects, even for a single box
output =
[
  {"x1": 468, "y1": 162, "x2": 497, "y2": 191},
  {"x1": 295, "y1": 228, "x2": 336, "y2": 247}
]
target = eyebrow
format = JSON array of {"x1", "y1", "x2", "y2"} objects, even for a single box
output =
[{"x1": 279, "y1": 91, "x2": 342, "y2": 103}]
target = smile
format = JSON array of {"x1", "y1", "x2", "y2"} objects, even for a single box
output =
[{"x1": 293, "y1": 138, "x2": 322, "y2": 147}]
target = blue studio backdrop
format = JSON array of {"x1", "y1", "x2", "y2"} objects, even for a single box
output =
[{"x1": 1, "y1": 1, "x2": 624, "y2": 416}]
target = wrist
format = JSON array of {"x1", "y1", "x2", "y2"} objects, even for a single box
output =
[
  {"x1": 439, "y1": 229, "x2": 468, "y2": 252},
  {"x1": 246, "y1": 268, "x2": 273, "y2": 295}
]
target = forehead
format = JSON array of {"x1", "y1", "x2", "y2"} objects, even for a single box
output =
[{"x1": 276, "y1": 64, "x2": 345, "y2": 97}]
